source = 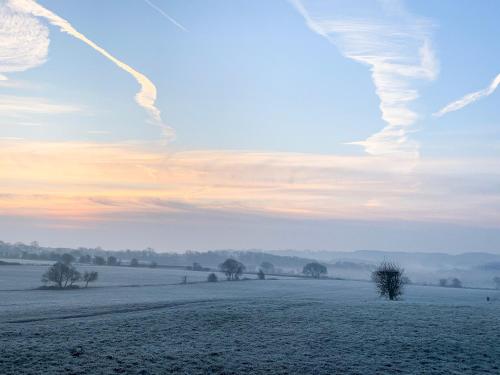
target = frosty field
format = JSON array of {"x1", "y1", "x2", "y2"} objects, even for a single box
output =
[{"x1": 1, "y1": 264, "x2": 500, "y2": 374}]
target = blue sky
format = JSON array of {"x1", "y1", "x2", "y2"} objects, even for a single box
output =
[{"x1": 1, "y1": 0, "x2": 500, "y2": 252}]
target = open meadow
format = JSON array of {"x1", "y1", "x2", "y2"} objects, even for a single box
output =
[{"x1": 1, "y1": 264, "x2": 500, "y2": 374}]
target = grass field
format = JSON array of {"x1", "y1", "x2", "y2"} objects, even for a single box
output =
[{"x1": 1, "y1": 264, "x2": 500, "y2": 374}]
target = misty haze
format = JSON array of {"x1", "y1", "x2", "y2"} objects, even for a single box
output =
[{"x1": 1, "y1": 0, "x2": 500, "y2": 374}]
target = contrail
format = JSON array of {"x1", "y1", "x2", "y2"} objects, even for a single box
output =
[
  {"x1": 8, "y1": 0, "x2": 173, "y2": 140},
  {"x1": 143, "y1": 0, "x2": 187, "y2": 32},
  {"x1": 434, "y1": 73, "x2": 500, "y2": 117},
  {"x1": 290, "y1": 0, "x2": 438, "y2": 161}
]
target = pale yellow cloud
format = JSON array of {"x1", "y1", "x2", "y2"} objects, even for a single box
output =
[{"x1": 1, "y1": 140, "x2": 499, "y2": 227}]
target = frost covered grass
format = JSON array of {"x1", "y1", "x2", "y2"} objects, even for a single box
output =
[
  {"x1": 1, "y1": 267, "x2": 500, "y2": 374},
  {"x1": 0, "y1": 264, "x2": 226, "y2": 291}
]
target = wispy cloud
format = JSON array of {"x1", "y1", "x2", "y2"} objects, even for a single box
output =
[
  {"x1": 435, "y1": 73, "x2": 500, "y2": 117},
  {"x1": 1, "y1": 139, "x2": 499, "y2": 227},
  {"x1": 143, "y1": 0, "x2": 187, "y2": 32},
  {"x1": 0, "y1": 2, "x2": 49, "y2": 80},
  {"x1": 87, "y1": 130, "x2": 111, "y2": 135},
  {"x1": 290, "y1": 0, "x2": 438, "y2": 160},
  {"x1": 0, "y1": 95, "x2": 81, "y2": 115},
  {"x1": 7, "y1": 0, "x2": 173, "y2": 139}
]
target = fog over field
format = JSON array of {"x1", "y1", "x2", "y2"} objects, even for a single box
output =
[
  {"x1": 2, "y1": 0, "x2": 500, "y2": 373},
  {"x1": 1, "y1": 243, "x2": 500, "y2": 374},
  {"x1": 1, "y1": 261, "x2": 500, "y2": 374}
]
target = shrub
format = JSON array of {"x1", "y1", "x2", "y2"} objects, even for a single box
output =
[
  {"x1": 83, "y1": 271, "x2": 98, "y2": 287},
  {"x1": 93, "y1": 256, "x2": 106, "y2": 266},
  {"x1": 219, "y1": 259, "x2": 245, "y2": 280},
  {"x1": 257, "y1": 269, "x2": 265, "y2": 280},
  {"x1": 207, "y1": 273, "x2": 218, "y2": 282},
  {"x1": 107, "y1": 256, "x2": 119, "y2": 266},
  {"x1": 371, "y1": 261, "x2": 405, "y2": 300},
  {"x1": 303, "y1": 262, "x2": 327, "y2": 279},
  {"x1": 192, "y1": 262, "x2": 203, "y2": 271},
  {"x1": 42, "y1": 262, "x2": 81, "y2": 289},
  {"x1": 439, "y1": 278, "x2": 448, "y2": 287},
  {"x1": 78, "y1": 254, "x2": 91, "y2": 264},
  {"x1": 450, "y1": 278, "x2": 462, "y2": 288},
  {"x1": 130, "y1": 258, "x2": 140, "y2": 267},
  {"x1": 61, "y1": 253, "x2": 75, "y2": 265}
]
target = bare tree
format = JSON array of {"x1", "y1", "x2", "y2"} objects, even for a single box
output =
[
  {"x1": 303, "y1": 262, "x2": 327, "y2": 279},
  {"x1": 192, "y1": 262, "x2": 203, "y2": 271},
  {"x1": 260, "y1": 262, "x2": 275, "y2": 274},
  {"x1": 66, "y1": 267, "x2": 81, "y2": 287},
  {"x1": 61, "y1": 253, "x2": 75, "y2": 265},
  {"x1": 371, "y1": 261, "x2": 405, "y2": 300},
  {"x1": 450, "y1": 278, "x2": 462, "y2": 288},
  {"x1": 83, "y1": 271, "x2": 98, "y2": 287},
  {"x1": 107, "y1": 256, "x2": 119, "y2": 266},
  {"x1": 42, "y1": 262, "x2": 66, "y2": 288},
  {"x1": 93, "y1": 256, "x2": 106, "y2": 266},
  {"x1": 219, "y1": 259, "x2": 245, "y2": 280},
  {"x1": 42, "y1": 262, "x2": 81, "y2": 289},
  {"x1": 130, "y1": 258, "x2": 140, "y2": 267},
  {"x1": 79, "y1": 254, "x2": 91, "y2": 264}
]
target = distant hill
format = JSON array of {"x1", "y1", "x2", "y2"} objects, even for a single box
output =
[
  {"x1": 269, "y1": 249, "x2": 500, "y2": 270},
  {"x1": 3, "y1": 240, "x2": 500, "y2": 286},
  {"x1": 0, "y1": 241, "x2": 316, "y2": 272}
]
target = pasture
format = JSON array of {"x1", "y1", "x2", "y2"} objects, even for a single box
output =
[{"x1": 1, "y1": 264, "x2": 499, "y2": 374}]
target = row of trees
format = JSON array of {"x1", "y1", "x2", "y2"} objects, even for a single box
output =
[
  {"x1": 219, "y1": 258, "x2": 407, "y2": 301},
  {"x1": 439, "y1": 278, "x2": 463, "y2": 288},
  {"x1": 218, "y1": 259, "x2": 329, "y2": 280}
]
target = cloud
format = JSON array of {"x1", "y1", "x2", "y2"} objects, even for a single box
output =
[
  {"x1": 143, "y1": 0, "x2": 187, "y2": 32},
  {"x1": 1, "y1": 139, "x2": 499, "y2": 227},
  {"x1": 0, "y1": 95, "x2": 81, "y2": 115},
  {"x1": 6, "y1": 0, "x2": 173, "y2": 139},
  {"x1": 435, "y1": 73, "x2": 500, "y2": 117},
  {"x1": 290, "y1": 0, "x2": 438, "y2": 159},
  {"x1": 0, "y1": 2, "x2": 49, "y2": 79}
]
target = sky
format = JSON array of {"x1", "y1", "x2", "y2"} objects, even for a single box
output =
[{"x1": 1, "y1": 0, "x2": 500, "y2": 253}]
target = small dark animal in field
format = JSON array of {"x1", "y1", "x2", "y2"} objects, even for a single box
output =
[
  {"x1": 487, "y1": 296, "x2": 490, "y2": 302},
  {"x1": 69, "y1": 346, "x2": 84, "y2": 357}
]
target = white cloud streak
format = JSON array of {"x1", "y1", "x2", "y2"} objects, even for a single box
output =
[
  {"x1": 1, "y1": 140, "x2": 500, "y2": 227},
  {"x1": 0, "y1": 2, "x2": 49, "y2": 79},
  {"x1": 7, "y1": 0, "x2": 173, "y2": 140},
  {"x1": 290, "y1": 0, "x2": 438, "y2": 160},
  {"x1": 435, "y1": 73, "x2": 500, "y2": 117},
  {"x1": 0, "y1": 95, "x2": 81, "y2": 115},
  {"x1": 143, "y1": 0, "x2": 187, "y2": 32}
]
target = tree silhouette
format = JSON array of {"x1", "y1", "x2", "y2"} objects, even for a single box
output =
[
  {"x1": 303, "y1": 262, "x2": 327, "y2": 279},
  {"x1": 219, "y1": 259, "x2": 245, "y2": 280}
]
